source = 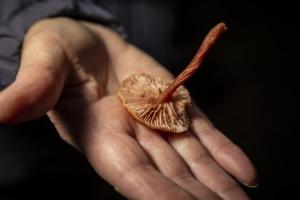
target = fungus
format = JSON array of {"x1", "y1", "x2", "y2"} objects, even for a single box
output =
[{"x1": 118, "y1": 23, "x2": 227, "y2": 133}]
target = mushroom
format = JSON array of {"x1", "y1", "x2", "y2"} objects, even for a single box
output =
[{"x1": 118, "y1": 23, "x2": 227, "y2": 133}]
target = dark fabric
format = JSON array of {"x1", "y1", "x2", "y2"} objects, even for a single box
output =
[{"x1": 0, "y1": 0, "x2": 124, "y2": 89}]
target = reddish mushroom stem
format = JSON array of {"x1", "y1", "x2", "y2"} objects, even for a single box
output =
[{"x1": 157, "y1": 22, "x2": 228, "y2": 104}]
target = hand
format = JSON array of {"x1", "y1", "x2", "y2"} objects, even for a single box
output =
[{"x1": 0, "y1": 18, "x2": 257, "y2": 200}]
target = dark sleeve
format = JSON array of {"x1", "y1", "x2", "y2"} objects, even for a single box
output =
[{"x1": 0, "y1": 0, "x2": 125, "y2": 89}]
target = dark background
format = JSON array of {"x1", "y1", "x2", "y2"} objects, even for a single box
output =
[{"x1": 0, "y1": 0, "x2": 298, "y2": 200}]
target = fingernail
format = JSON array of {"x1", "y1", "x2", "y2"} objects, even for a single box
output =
[{"x1": 243, "y1": 179, "x2": 259, "y2": 188}]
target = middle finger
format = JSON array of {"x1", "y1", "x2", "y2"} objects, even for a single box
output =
[{"x1": 134, "y1": 123, "x2": 221, "y2": 200}]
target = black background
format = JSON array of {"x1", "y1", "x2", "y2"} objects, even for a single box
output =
[{"x1": 0, "y1": 0, "x2": 299, "y2": 200}]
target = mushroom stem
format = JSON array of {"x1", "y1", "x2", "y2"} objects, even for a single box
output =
[{"x1": 157, "y1": 22, "x2": 228, "y2": 103}]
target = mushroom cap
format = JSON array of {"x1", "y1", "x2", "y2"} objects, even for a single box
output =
[{"x1": 118, "y1": 73, "x2": 191, "y2": 133}]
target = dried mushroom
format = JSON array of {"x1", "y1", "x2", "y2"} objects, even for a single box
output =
[{"x1": 118, "y1": 23, "x2": 227, "y2": 133}]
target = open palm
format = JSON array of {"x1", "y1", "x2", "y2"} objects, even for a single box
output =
[{"x1": 0, "y1": 18, "x2": 257, "y2": 200}]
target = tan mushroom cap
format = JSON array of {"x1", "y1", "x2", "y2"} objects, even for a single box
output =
[
  {"x1": 118, "y1": 73, "x2": 192, "y2": 133},
  {"x1": 118, "y1": 22, "x2": 227, "y2": 134}
]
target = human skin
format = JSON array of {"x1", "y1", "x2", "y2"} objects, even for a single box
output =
[{"x1": 0, "y1": 18, "x2": 257, "y2": 200}]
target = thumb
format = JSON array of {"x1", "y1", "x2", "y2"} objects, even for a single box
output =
[{"x1": 0, "y1": 32, "x2": 70, "y2": 123}]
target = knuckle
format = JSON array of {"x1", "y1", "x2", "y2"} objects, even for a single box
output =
[
  {"x1": 190, "y1": 150, "x2": 213, "y2": 169},
  {"x1": 219, "y1": 182, "x2": 240, "y2": 196},
  {"x1": 169, "y1": 169, "x2": 193, "y2": 182}
]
